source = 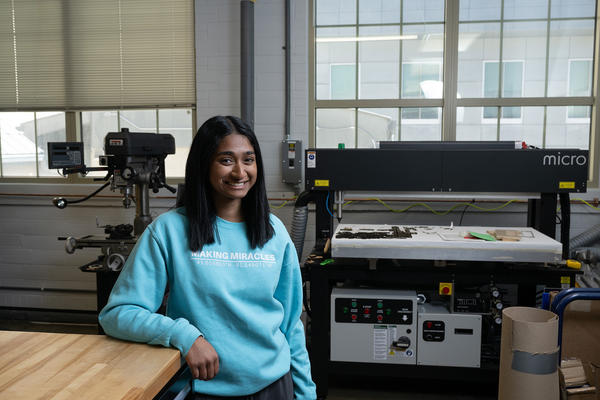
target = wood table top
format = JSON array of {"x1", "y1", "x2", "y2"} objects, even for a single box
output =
[{"x1": 0, "y1": 330, "x2": 182, "y2": 400}]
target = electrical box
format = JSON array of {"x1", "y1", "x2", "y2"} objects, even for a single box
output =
[
  {"x1": 417, "y1": 304, "x2": 482, "y2": 368},
  {"x1": 330, "y1": 288, "x2": 418, "y2": 365},
  {"x1": 281, "y1": 139, "x2": 302, "y2": 184}
]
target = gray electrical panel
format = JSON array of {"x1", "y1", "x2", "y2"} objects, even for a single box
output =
[
  {"x1": 281, "y1": 139, "x2": 302, "y2": 184},
  {"x1": 330, "y1": 288, "x2": 418, "y2": 365},
  {"x1": 417, "y1": 304, "x2": 482, "y2": 368}
]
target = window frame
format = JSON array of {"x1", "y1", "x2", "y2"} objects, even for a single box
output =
[
  {"x1": 481, "y1": 60, "x2": 525, "y2": 124},
  {"x1": 309, "y1": 0, "x2": 600, "y2": 186},
  {"x1": 0, "y1": 108, "x2": 196, "y2": 183}
]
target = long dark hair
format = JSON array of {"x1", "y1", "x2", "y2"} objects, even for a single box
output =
[{"x1": 181, "y1": 115, "x2": 273, "y2": 251}]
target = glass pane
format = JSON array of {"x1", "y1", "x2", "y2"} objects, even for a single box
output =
[
  {"x1": 551, "y1": 0, "x2": 595, "y2": 18},
  {"x1": 504, "y1": 0, "x2": 548, "y2": 20},
  {"x1": 357, "y1": 108, "x2": 398, "y2": 147},
  {"x1": 400, "y1": 108, "x2": 442, "y2": 140},
  {"x1": 503, "y1": 21, "x2": 546, "y2": 97},
  {"x1": 546, "y1": 106, "x2": 590, "y2": 149},
  {"x1": 457, "y1": 22, "x2": 501, "y2": 98},
  {"x1": 0, "y1": 112, "x2": 37, "y2": 177},
  {"x1": 403, "y1": 0, "x2": 445, "y2": 23},
  {"x1": 331, "y1": 64, "x2": 356, "y2": 99},
  {"x1": 359, "y1": 0, "x2": 400, "y2": 24},
  {"x1": 36, "y1": 112, "x2": 66, "y2": 177},
  {"x1": 81, "y1": 111, "x2": 118, "y2": 177},
  {"x1": 316, "y1": 0, "x2": 356, "y2": 26},
  {"x1": 316, "y1": 108, "x2": 356, "y2": 148},
  {"x1": 316, "y1": 27, "x2": 357, "y2": 100},
  {"x1": 359, "y1": 26, "x2": 400, "y2": 99},
  {"x1": 503, "y1": 61, "x2": 523, "y2": 98},
  {"x1": 159, "y1": 109, "x2": 193, "y2": 178},
  {"x1": 456, "y1": 107, "x2": 498, "y2": 141},
  {"x1": 459, "y1": 0, "x2": 501, "y2": 21},
  {"x1": 120, "y1": 110, "x2": 157, "y2": 132},
  {"x1": 548, "y1": 20, "x2": 594, "y2": 97},
  {"x1": 499, "y1": 106, "x2": 544, "y2": 147},
  {"x1": 568, "y1": 60, "x2": 592, "y2": 96},
  {"x1": 484, "y1": 62, "x2": 500, "y2": 98},
  {"x1": 402, "y1": 24, "x2": 444, "y2": 98}
]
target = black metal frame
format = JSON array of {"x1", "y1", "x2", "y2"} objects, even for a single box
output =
[
  {"x1": 306, "y1": 257, "x2": 579, "y2": 398},
  {"x1": 301, "y1": 146, "x2": 588, "y2": 398}
]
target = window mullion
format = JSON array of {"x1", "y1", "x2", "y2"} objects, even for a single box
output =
[
  {"x1": 34, "y1": 112, "x2": 39, "y2": 177},
  {"x1": 442, "y1": 0, "x2": 459, "y2": 141},
  {"x1": 397, "y1": 0, "x2": 404, "y2": 140},
  {"x1": 354, "y1": 0, "x2": 359, "y2": 148},
  {"x1": 497, "y1": 0, "x2": 505, "y2": 139},
  {"x1": 542, "y1": 0, "x2": 552, "y2": 148}
]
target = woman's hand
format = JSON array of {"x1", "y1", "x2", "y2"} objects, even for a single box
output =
[{"x1": 185, "y1": 336, "x2": 220, "y2": 380}]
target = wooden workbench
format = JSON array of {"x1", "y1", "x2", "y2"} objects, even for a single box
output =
[{"x1": 0, "y1": 330, "x2": 182, "y2": 399}]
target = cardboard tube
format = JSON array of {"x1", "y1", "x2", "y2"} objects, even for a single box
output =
[{"x1": 498, "y1": 307, "x2": 559, "y2": 400}]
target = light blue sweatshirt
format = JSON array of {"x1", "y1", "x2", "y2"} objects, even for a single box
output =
[{"x1": 99, "y1": 208, "x2": 316, "y2": 399}]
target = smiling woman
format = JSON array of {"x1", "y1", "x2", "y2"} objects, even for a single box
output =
[
  {"x1": 209, "y1": 133, "x2": 258, "y2": 217},
  {"x1": 98, "y1": 115, "x2": 316, "y2": 400}
]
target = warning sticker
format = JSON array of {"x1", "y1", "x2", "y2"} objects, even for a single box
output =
[{"x1": 307, "y1": 151, "x2": 316, "y2": 168}]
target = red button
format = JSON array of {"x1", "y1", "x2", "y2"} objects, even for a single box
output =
[
  {"x1": 351, "y1": 314, "x2": 357, "y2": 320},
  {"x1": 442, "y1": 286, "x2": 450, "y2": 294},
  {"x1": 377, "y1": 315, "x2": 383, "y2": 321},
  {"x1": 427, "y1": 321, "x2": 432, "y2": 329},
  {"x1": 364, "y1": 308, "x2": 370, "y2": 314}
]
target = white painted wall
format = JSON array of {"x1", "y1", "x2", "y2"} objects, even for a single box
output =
[{"x1": 0, "y1": 1, "x2": 598, "y2": 313}]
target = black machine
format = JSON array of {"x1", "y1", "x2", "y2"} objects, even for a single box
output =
[
  {"x1": 48, "y1": 129, "x2": 176, "y2": 315},
  {"x1": 297, "y1": 142, "x2": 588, "y2": 398}
]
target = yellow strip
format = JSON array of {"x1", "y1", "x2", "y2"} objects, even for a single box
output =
[{"x1": 315, "y1": 179, "x2": 329, "y2": 187}]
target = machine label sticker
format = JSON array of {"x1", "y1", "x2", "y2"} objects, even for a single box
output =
[
  {"x1": 109, "y1": 139, "x2": 124, "y2": 146},
  {"x1": 315, "y1": 180, "x2": 329, "y2": 187},
  {"x1": 373, "y1": 325, "x2": 388, "y2": 360},
  {"x1": 559, "y1": 181, "x2": 575, "y2": 189},
  {"x1": 307, "y1": 151, "x2": 316, "y2": 168}
]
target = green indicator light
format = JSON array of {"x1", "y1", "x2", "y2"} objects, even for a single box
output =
[
  {"x1": 343, "y1": 307, "x2": 349, "y2": 313},
  {"x1": 351, "y1": 301, "x2": 357, "y2": 308},
  {"x1": 386, "y1": 309, "x2": 391, "y2": 315},
  {"x1": 377, "y1": 302, "x2": 383, "y2": 308}
]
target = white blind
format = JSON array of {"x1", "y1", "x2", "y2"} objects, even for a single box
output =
[{"x1": 0, "y1": 0, "x2": 195, "y2": 110}]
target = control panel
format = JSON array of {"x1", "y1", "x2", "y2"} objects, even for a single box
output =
[
  {"x1": 417, "y1": 304, "x2": 482, "y2": 368},
  {"x1": 334, "y1": 298, "x2": 413, "y2": 325},
  {"x1": 330, "y1": 288, "x2": 418, "y2": 365},
  {"x1": 421, "y1": 320, "x2": 445, "y2": 341}
]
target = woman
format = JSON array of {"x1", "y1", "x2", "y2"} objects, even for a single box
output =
[{"x1": 99, "y1": 116, "x2": 316, "y2": 399}]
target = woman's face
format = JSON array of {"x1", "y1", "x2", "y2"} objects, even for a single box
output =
[{"x1": 209, "y1": 133, "x2": 257, "y2": 203}]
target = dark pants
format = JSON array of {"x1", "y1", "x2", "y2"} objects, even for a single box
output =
[{"x1": 187, "y1": 372, "x2": 293, "y2": 400}]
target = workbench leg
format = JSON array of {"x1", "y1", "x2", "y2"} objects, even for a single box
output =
[{"x1": 310, "y1": 267, "x2": 330, "y2": 399}]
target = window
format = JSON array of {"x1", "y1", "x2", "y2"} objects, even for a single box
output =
[
  {"x1": 567, "y1": 59, "x2": 593, "y2": 120},
  {"x1": 312, "y1": 0, "x2": 597, "y2": 165},
  {"x1": 0, "y1": 0, "x2": 195, "y2": 180},
  {"x1": 0, "y1": 112, "x2": 65, "y2": 177},
  {"x1": 483, "y1": 61, "x2": 524, "y2": 121},
  {"x1": 330, "y1": 64, "x2": 357, "y2": 99},
  {"x1": 313, "y1": 0, "x2": 444, "y2": 148},
  {"x1": 402, "y1": 62, "x2": 442, "y2": 120}
]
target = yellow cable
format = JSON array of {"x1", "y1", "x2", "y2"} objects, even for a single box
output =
[
  {"x1": 341, "y1": 198, "x2": 519, "y2": 216},
  {"x1": 572, "y1": 198, "x2": 600, "y2": 210}
]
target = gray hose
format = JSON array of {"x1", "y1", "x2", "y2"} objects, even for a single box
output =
[
  {"x1": 291, "y1": 205, "x2": 309, "y2": 262},
  {"x1": 572, "y1": 246, "x2": 600, "y2": 264},
  {"x1": 570, "y1": 224, "x2": 600, "y2": 253}
]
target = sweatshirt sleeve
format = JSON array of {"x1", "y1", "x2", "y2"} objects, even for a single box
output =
[
  {"x1": 274, "y1": 238, "x2": 317, "y2": 400},
  {"x1": 98, "y1": 226, "x2": 202, "y2": 357}
]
